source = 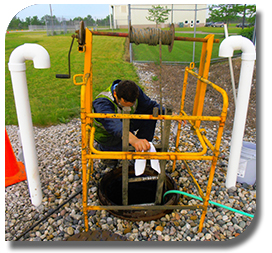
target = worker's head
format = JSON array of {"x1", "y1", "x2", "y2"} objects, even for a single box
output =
[{"x1": 114, "y1": 80, "x2": 139, "y2": 107}]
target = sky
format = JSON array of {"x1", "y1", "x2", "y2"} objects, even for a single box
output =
[
  {"x1": 15, "y1": 4, "x2": 111, "y2": 21},
  {"x1": 6, "y1": 2, "x2": 257, "y2": 24},
  {"x1": 10, "y1": 2, "x2": 212, "y2": 22}
]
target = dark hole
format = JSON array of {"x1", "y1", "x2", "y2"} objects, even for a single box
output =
[
  {"x1": 106, "y1": 177, "x2": 158, "y2": 205},
  {"x1": 98, "y1": 165, "x2": 179, "y2": 221}
]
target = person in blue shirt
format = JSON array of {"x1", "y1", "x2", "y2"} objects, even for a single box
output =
[{"x1": 92, "y1": 79, "x2": 164, "y2": 155}]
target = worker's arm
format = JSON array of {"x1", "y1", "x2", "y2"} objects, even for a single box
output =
[
  {"x1": 129, "y1": 132, "x2": 150, "y2": 152},
  {"x1": 93, "y1": 98, "x2": 123, "y2": 137},
  {"x1": 173, "y1": 112, "x2": 187, "y2": 126}
]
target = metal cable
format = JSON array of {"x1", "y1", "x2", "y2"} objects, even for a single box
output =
[
  {"x1": 15, "y1": 189, "x2": 82, "y2": 241},
  {"x1": 130, "y1": 27, "x2": 173, "y2": 46}
]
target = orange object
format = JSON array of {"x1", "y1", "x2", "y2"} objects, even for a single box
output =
[{"x1": 5, "y1": 129, "x2": 27, "y2": 187}]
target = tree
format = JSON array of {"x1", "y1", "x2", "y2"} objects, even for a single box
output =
[
  {"x1": 30, "y1": 16, "x2": 42, "y2": 25},
  {"x1": 209, "y1": 4, "x2": 256, "y2": 25},
  {"x1": 146, "y1": 5, "x2": 170, "y2": 28},
  {"x1": 6, "y1": 13, "x2": 114, "y2": 31},
  {"x1": 25, "y1": 17, "x2": 31, "y2": 25},
  {"x1": 41, "y1": 15, "x2": 50, "y2": 25},
  {"x1": 84, "y1": 15, "x2": 95, "y2": 25},
  {"x1": 104, "y1": 14, "x2": 111, "y2": 23},
  {"x1": 209, "y1": 4, "x2": 240, "y2": 24},
  {"x1": 73, "y1": 16, "x2": 84, "y2": 22},
  {"x1": 245, "y1": 4, "x2": 256, "y2": 24},
  {"x1": 8, "y1": 16, "x2": 21, "y2": 30}
]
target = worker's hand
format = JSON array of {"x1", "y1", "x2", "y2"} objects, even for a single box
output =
[
  {"x1": 129, "y1": 132, "x2": 150, "y2": 152},
  {"x1": 173, "y1": 112, "x2": 186, "y2": 127},
  {"x1": 133, "y1": 139, "x2": 151, "y2": 152}
]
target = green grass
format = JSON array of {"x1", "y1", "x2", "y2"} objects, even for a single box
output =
[
  {"x1": 130, "y1": 24, "x2": 240, "y2": 63},
  {"x1": 174, "y1": 25, "x2": 241, "y2": 34},
  {"x1": 5, "y1": 31, "x2": 138, "y2": 126},
  {"x1": 5, "y1": 26, "x2": 238, "y2": 126},
  {"x1": 132, "y1": 33, "x2": 223, "y2": 63}
]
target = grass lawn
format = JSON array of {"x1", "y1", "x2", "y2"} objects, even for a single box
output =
[
  {"x1": 5, "y1": 31, "x2": 139, "y2": 126},
  {"x1": 132, "y1": 33, "x2": 223, "y2": 63},
  {"x1": 5, "y1": 26, "x2": 239, "y2": 126},
  {"x1": 130, "y1": 25, "x2": 240, "y2": 63},
  {"x1": 174, "y1": 24, "x2": 241, "y2": 34}
]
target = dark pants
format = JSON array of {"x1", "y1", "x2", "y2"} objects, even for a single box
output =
[{"x1": 98, "y1": 119, "x2": 157, "y2": 151}]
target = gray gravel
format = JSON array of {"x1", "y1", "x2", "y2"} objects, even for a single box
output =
[{"x1": 5, "y1": 63, "x2": 256, "y2": 241}]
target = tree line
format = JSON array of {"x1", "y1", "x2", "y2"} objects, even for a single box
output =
[
  {"x1": 146, "y1": 4, "x2": 256, "y2": 26},
  {"x1": 208, "y1": 4, "x2": 256, "y2": 25},
  {"x1": 7, "y1": 14, "x2": 111, "y2": 30},
  {"x1": 8, "y1": 4, "x2": 256, "y2": 31}
]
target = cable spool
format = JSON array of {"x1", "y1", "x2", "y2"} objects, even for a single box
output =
[{"x1": 129, "y1": 23, "x2": 175, "y2": 52}]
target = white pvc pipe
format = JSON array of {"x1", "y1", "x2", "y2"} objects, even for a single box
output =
[
  {"x1": 8, "y1": 43, "x2": 50, "y2": 206},
  {"x1": 224, "y1": 24, "x2": 237, "y2": 106},
  {"x1": 219, "y1": 36, "x2": 256, "y2": 189}
]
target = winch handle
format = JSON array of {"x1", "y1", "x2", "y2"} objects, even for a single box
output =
[
  {"x1": 56, "y1": 74, "x2": 70, "y2": 79},
  {"x1": 56, "y1": 36, "x2": 75, "y2": 79}
]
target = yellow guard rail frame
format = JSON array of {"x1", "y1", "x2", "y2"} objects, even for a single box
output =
[{"x1": 74, "y1": 27, "x2": 228, "y2": 233}]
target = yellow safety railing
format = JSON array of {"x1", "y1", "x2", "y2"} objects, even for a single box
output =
[{"x1": 73, "y1": 27, "x2": 228, "y2": 233}]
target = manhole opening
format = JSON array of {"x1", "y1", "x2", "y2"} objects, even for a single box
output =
[
  {"x1": 98, "y1": 165, "x2": 179, "y2": 221},
  {"x1": 106, "y1": 177, "x2": 158, "y2": 205}
]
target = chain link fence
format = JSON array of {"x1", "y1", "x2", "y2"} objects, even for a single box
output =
[{"x1": 28, "y1": 17, "x2": 111, "y2": 35}]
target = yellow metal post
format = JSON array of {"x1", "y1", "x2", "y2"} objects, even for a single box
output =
[
  {"x1": 192, "y1": 34, "x2": 214, "y2": 129},
  {"x1": 80, "y1": 83, "x2": 89, "y2": 231},
  {"x1": 83, "y1": 29, "x2": 93, "y2": 121},
  {"x1": 80, "y1": 28, "x2": 93, "y2": 232},
  {"x1": 198, "y1": 156, "x2": 218, "y2": 232}
]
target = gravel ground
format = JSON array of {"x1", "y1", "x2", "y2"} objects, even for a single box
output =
[{"x1": 5, "y1": 59, "x2": 256, "y2": 241}]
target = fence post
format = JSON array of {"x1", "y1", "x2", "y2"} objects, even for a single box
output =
[{"x1": 128, "y1": 4, "x2": 132, "y2": 63}]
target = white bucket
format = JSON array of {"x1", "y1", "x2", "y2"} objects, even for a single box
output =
[{"x1": 237, "y1": 141, "x2": 256, "y2": 185}]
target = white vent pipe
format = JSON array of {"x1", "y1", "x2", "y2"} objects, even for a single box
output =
[
  {"x1": 223, "y1": 24, "x2": 237, "y2": 106},
  {"x1": 219, "y1": 36, "x2": 256, "y2": 189},
  {"x1": 8, "y1": 43, "x2": 50, "y2": 206}
]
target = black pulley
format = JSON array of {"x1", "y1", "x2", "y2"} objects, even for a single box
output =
[{"x1": 77, "y1": 21, "x2": 85, "y2": 45}]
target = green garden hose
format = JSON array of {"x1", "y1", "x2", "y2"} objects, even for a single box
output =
[{"x1": 163, "y1": 190, "x2": 254, "y2": 218}]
